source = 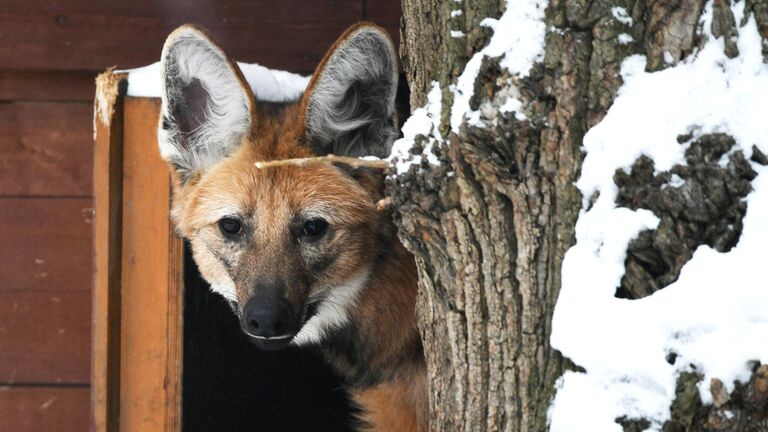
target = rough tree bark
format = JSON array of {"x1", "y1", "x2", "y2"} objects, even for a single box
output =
[{"x1": 392, "y1": 0, "x2": 768, "y2": 431}]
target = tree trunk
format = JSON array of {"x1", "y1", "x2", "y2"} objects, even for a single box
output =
[
  {"x1": 392, "y1": 0, "x2": 768, "y2": 431},
  {"x1": 393, "y1": 0, "x2": 584, "y2": 429}
]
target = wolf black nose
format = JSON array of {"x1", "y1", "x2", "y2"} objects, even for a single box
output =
[{"x1": 242, "y1": 298, "x2": 292, "y2": 338}]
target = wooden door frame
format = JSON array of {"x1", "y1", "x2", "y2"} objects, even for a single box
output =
[{"x1": 92, "y1": 69, "x2": 183, "y2": 432}]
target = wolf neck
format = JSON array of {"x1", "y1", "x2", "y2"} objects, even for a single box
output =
[{"x1": 320, "y1": 238, "x2": 423, "y2": 388}]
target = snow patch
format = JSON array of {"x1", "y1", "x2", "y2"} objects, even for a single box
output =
[
  {"x1": 662, "y1": 173, "x2": 686, "y2": 189},
  {"x1": 450, "y1": 0, "x2": 548, "y2": 132},
  {"x1": 500, "y1": 97, "x2": 524, "y2": 117},
  {"x1": 550, "y1": 1, "x2": 768, "y2": 431},
  {"x1": 451, "y1": 30, "x2": 466, "y2": 38},
  {"x1": 120, "y1": 61, "x2": 309, "y2": 101},
  {"x1": 389, "y1": 82, "x2": 443, "y2": 175},
  {"x1": 388, "y1": 0, "x2": 548, "y2": 173},
  {"x1": 612, "y1": 7, "x2": 634, "y2": 26},
  {"x1": 498, "y1": 83, "x2": 527, "y2": 119},
  {"x1": 618, "y1": 33, "x2": 634, "y2": 45}
]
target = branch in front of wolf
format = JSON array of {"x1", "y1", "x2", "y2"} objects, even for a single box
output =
[{"x1": 253, "y1": 155, "x2": 390, "y2": 170}]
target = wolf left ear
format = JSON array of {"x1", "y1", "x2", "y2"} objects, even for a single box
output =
[
  {"x1": 158, "y1": 25, "x2": 254, "y2": 180},
  {"x1": 302, "y1": 24, "x2": 398, "y2": 158}
]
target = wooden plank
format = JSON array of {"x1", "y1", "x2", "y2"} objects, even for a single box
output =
[
  {"x1": 365, "y1": 0, "x2": 401, "y2": 25},
  {"x1": 0, "y1": 198, "x2": 92, "y2": 292},
  {"x1": 119, "y1": 96, "x2": 182, "y2": 432},
  {"x1": 0, "y1": 0, "x2": 363, "y2": 73},
  {"x1": 0, "y1": 102, "x2": 93, "y2": 196},
  {"x1": 0, "y1": 70, "x2": 96, "y2": 102},
  {"x1": 0, "y1": 386, "x2": 90, "y2": 432},
  {"x1": 0, "y1": 290, "x2": 91, "y2": 383},
  {"x1": 365, "y1": 0, "x2": 401, "y2": 46},
  {"x1": 166, "y1": 224, "x2": 184, "y2": 432},
  {"x1": 91, "y1": 70, "x2": 126, "y2": 432}
]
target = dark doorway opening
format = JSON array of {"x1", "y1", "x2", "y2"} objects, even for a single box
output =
[{"x1": 181, "y1": 245, "x2": 355, "y2": 432}]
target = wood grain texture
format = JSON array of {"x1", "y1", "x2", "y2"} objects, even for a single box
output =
[
  {"x1": 0, "y1": 386, "x2": 90, "y2": 432},
  {"x1": 0, "y1": 198, "x2": 92, "y2": 292},
  {"x1": 364, "y1": 0, "x2": 401, "y2": 48},
  {"x1": 91, "y1": 70, "x2": 126, "y2": 432},
  {"x1": 0, "y1": 290, "x2": 91, "y2": 384},
  {"x1": 118, "y1": 96, "x2": 182, "y2": 432},
  {"x1": 365, "y1": 0, "x2": 401, "y2": 26},
  {"x1": 0, "y1": 71, "x2": 96, "y2": 102},
  {"x1": 0, "y1": 0, "x2": 363, "y2": 73},
  {"x1": 164, "y1": 218, "x2": 184, "y2": 432},
  {"x1": 0, "y1": 102, "x2": 93, "y2": 196}
]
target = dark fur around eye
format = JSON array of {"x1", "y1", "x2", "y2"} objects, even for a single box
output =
[
  {"x1": 301, "y1": 218, "x2": 329, "y2": 240},
  {"x1": 218, "y1": 217, "x2": 243, "y2": 239}
]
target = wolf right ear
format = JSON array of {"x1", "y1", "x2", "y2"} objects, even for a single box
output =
[
  {"x1": 302, "y1": 23, "x2": 398, "y2": 159},
  {"x1": 159, "y1": 25, "x2": 254, "y2": 180}
]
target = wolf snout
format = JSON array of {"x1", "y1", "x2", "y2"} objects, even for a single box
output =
[{"x1": 241, "y1": 297, "x2": 294, "y2": 342}]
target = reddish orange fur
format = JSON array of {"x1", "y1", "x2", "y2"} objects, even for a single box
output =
[
  {"x1": 164, "y1": 23, "x2": 425, "y2": 431},
  {"x1": 354, "y1": 372, "x2": 428, "y2": 432}
]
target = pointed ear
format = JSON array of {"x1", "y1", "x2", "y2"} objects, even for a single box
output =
[
  {"x1": 302, "y1": 23, "x2": 398, "y2": 158},
  {"x1": 158, "y1": 25, "x2": 254, "y2": 179}
]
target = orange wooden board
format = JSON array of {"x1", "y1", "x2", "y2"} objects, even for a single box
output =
[
  {"x1": 0, "y1": 290, "x2": 91, "y2": 384},
  {"x1": 0, "y1": 386, "x2": 90, "y2": 432},
  {"x1": 91, "y1": 71, "x2": 126, "y2": 432},
  {"x1": 0, "y1": 103, "x2": 93, "y2": 196},
  {"x1": 0, "y1": 198, "x2": 92, "y2": 292},
  {"x1": 0, "y1": 0, "x2": 365, "y2": 73},
  {"x1": 118, "y1": 96, "x2": 183, "y2": 432}
]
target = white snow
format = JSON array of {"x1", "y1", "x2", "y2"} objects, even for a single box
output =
[
  {"x1": 612, "y1": 7, "x2": 634, "y2": 26},
  {"x1": 451, "y1": 10, "x2": 464, "y2": 18},
  {"x1": 450, "y1": 0, "x2": 548, "y2": 132},
  {"x1": 618, "y1": 33, "x2": 634, "y2": 45},
  {"x1": 388, "y1": 0, "x2": 548, "y2": 174},
  {"x1": 120, "y1": 62, "x2": 309, "y2": 101},
  {"x1": 664, "y1": 174, "x2": 685, "y2": 189},
  {"x1": 499, "y1": 96, "x2": 524, "y2": 117},
  {"x1": 451, "y1": 30, "x2": 466, "y2": 38},
  {"x1": 389, "y1": 82, "x2": 443, "y2": 175},
  {"x1": 549, "y1": 1, "x2": 768, "y2": 431}
]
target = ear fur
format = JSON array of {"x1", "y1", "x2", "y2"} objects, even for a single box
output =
[
  {"x1": 302, "y1": 23, "x2": 398, "y2": 158},
  {"x1": 159, "y1": 24, "x2": 254, "y2": 179},
  {"x1": 333, "y1": 163, "x2": 385, "y2": 201}
]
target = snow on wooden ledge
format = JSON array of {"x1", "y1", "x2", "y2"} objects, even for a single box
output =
[{"x1": 119, "y1": 62, "x2": 310, "y2": 102}]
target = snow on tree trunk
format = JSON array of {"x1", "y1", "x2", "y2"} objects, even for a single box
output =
[
  {"x1": 392, "y1": 0, "x2": 582, "y2": 429},
  {"x1": 391, "y1": 0, "x2": 768, "y2": 431}
]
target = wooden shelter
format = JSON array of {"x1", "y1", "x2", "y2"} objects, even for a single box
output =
[{"x1": 0, "y1": 2, "x2": 399, "y2": 430}]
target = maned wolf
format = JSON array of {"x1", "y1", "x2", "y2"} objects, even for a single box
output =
[{"x1": 158, "y1": 23, "x2": 426, "y2": 431}]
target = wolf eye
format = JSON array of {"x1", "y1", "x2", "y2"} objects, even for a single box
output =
[
  {"x1": 301, "y1": 218, "x2": 328, "y2": 239},
  {"x1": 218, "y1": 217, "x2": 243, "y2": 238}
]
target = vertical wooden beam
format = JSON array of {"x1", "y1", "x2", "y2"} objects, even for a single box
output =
[
  {"x1": 165, "y1": 210, "x2": 184, "y2": 432},
  {"x1": 92, "y1": 73, "x2": 183, "y2": 432},
  {"x1": 118, "y1": 97, "x2": 183, "y2": 432},
  {"x1": 92, "y1": 69, "x2": 127, "y2": 432}
]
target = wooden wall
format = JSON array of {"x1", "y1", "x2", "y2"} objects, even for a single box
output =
[{"x1": 0, "y1": 1, "x2": 400, "y2": 430}]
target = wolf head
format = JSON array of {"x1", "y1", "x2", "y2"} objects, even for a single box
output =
[{"x1": 158, "y1": 23, "x2": 398, "y2": 351}]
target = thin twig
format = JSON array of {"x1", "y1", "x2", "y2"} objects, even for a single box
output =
[{"x1": 253, "y1": 154, "x2": 390, "y2": 170}]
